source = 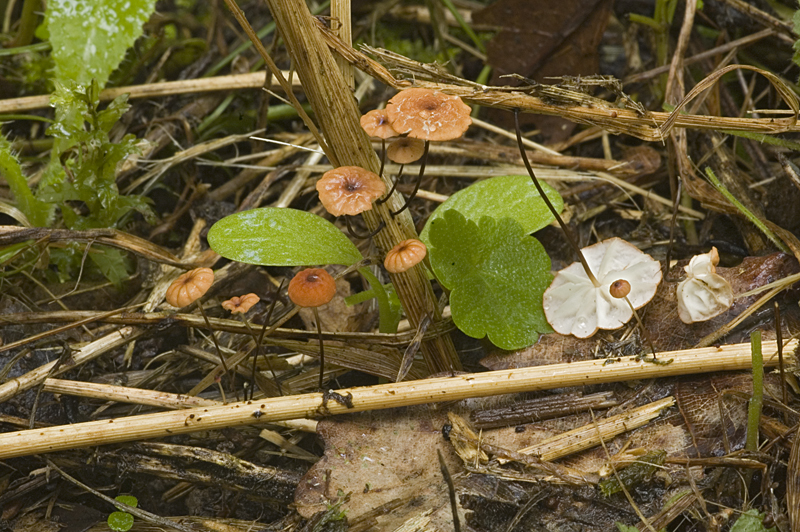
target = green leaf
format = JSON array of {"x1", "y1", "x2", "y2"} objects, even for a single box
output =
[
  {"x1": 208, "y1": 208, "x2": 363, "y2": 267},
  {"x1": 729, "y1": 509, "x2": 776, "y2": 532},
  {"x1": 47, "y1": 0, "x2": 158, "y2": 88},
  {"x1": 89, "y1": 245, "x2": 131, "y2": 289},
  {"x1": 0, "y1": 136, "x2": 53, "y2": 227},
  {"x1": 428, "y1": 209, "x2": 552, "y2": 350},
  {"x1": 420, "y1": 175, "x2": 562, "y2": 244},
  {"x1": 615, "y1": 523, "x2": 640, "y2": 532},
  {"x1": 107, "y1": 511, "x2": 134, "y2": 532},
  {"x1": 114, "y1": 495, "x2": 138, "y2": 507}
]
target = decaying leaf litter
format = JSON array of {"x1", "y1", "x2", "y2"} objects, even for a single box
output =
[{"x1": 1, "y1": 0, "x2": 800, "y2": 531}]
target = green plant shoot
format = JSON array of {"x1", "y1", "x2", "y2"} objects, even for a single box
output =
[{"x1": 107, "y1": 495, "x2": 138, "y2": 532}]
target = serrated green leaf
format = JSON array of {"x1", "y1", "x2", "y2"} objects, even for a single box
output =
[
  {"x1": 428, "y1": 209, "x2": 552, "y2": 350},
  {"x1": 208, "y1": 208, "x2": 363, "y2": 267},
  {"x1": 420, "y1": 175, "x2": 562, "y2": 244},
  {"x1": 107, "y1": 511, "x2": 134, "y2": 532},
  {"x1": 0, "y1": 136, "x2": 53, "y2": 227},
  {"x1": 47, "y1": 0, "x2": 157, "y2": 88}
]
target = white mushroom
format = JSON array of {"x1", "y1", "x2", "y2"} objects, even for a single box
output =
[
  {"x1": 543, "y1": 238, "x2": 662, "y2": 338},
  {"x1": 676, "y1": 247, "x2": 733, "y2": 323}
]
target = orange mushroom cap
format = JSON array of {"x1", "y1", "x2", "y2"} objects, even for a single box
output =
[
  {"x1": 222, "y1": 293, "x2": 260, "y2": 314},
  {"x1": 609, "y1": 279, "x2": 631, "y2": 299},
  {"x1": 360, "y1": 109, "x2": 398, "y2": 139},
  {"x1": 166, "y1": 268, "x2": 215, "y2": 307},
  {"x1": 288, "y1": 268, "x2": 336, "y2": 308},
  {"x1": 386, "y1": 137, "x2": 426, "y2": 164},
  {"x1": 384, "y1": 239, "x2": 427, "y2": 273},
  {"x1": 385, "y1": 88, "x2": 472, "y2": 142},
  {"x1": 316, "y1": 166, "x2": 386, "y2": 216}
]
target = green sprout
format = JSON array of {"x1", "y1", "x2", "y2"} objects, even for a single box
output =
[{"x1": 107, "y1": 495, "x2": 138, "y2": 532}]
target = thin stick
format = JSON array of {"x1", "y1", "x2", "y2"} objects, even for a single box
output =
[
  {"x1": 0, "y1": 340, "x2": 792, "y2": 460},
  {"x1": 437, "y1": 449, "x2": 461, "y2": 532},
  {"x1": 774, "y1": 302, "x2": 789, "y2": 425}
]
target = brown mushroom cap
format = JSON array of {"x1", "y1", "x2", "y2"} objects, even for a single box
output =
[
  {"x1": 384, "y1": 239, "x2": 427, "y2": 273},
  {"x1": 609, "y1": 279, "x2": 631, "y2": 299},
  {"x1": 316, "y1": 166, "x2": 387, "y2": 216},
  {"x1": 222, "y1": 293, "x2": 260, "y2": 314},
  {"x1": 288, "y1": 268, "x2": 336, "y2": 308},
  {"x1": 360, "y1": 109, "x2": 398, "y2": 140},
  {"x1": 385, "y1": 88, "x2": 472, "y2": 142},
  {"x1": 386, "y1": 137, "x2": 426, "y2": 164},
  {"x1": 166, "y1": 268, "x2": 214, "y2": 307}
]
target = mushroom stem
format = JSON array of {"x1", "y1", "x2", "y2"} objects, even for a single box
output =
[
  {"x1": 376, "y1": 164, "x2": 405, "y2": 205},
  {"x1": 391, "y1": 140, "x2": 430, "y2": 217},
  {"x1": 622, "y1": 295, "x2": 658, "y2": 360},
  {"x1": 664, "y1": 178, "x2": 683, "y2": 283},
  {"x1": 379, "y1": 138, "x2": 386, "y2": 179},
  {"x1": 313, "y1": 307, "x2": 325, "y2": 389},
  {"x1": 513, "y1": 109, "x2": 600, "y2": 287},
  {"x1": 345, "y1": 217, "x2": 386, "y2": 240},
  {"x1": 197, "y1": 302, "x2": 234, "y2": 396},
  {"x1": 255, "y1": 283, "x2": 286, "y2": 398}
]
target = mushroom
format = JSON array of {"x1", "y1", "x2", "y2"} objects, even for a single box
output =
[
  {"x1": 384, "y1": 239, "x2": 427, "y2": 273},
  {"x1": 166, "y1": 268, "x2": 214, "y2": 308},
  {"x1": 543, "y1": 238, "x2": 662, "y2": 338},
  {"x1": 360, "y1": 109, "x2": 398, "y2": 179},
  {"x1": 166, "y1": 268, "x2": 230, "y2": 386},
  {"x1": 676, "y1": 247, "x2": 733, "y2": 323},
  {"x1": 222, "y1": 293, "x2": 260, "y2": 314},
  {"x1": 288, "y1": 268, "x2": 337, "y2": 389},
  {"x1": 383, "y1": 88, "x2": 472, "y2": 215},
  {"x1": 316, "y1": 166, "x2": 387, "y2": 239},
  {"x1": 386, "y1": 137, "x2": 426, "y2": 164}
]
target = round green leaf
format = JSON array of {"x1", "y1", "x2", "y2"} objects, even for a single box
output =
[
  {"x1": 420, "y1": 175, "x2": 563, "y2": 244},
  {"x1": 114, "y1": 495, "x2": 138, "y2": 507},
  {"x1": 208, "y1": 208, "x2": 362, "y2": 267},
  {"x1": 428, "y1": 209, "x2": 553, "y2": 350},
  {"x1": 107, "y1": 511, "x2": 134, "y2": 532}
]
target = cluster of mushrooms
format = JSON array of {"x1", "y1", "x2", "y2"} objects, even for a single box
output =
[{"x1": 162, "y1": 87, "x2": 736, "y2": 391}]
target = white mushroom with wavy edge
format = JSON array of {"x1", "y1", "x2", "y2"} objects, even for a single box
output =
[
  {"x1": 543, "y1": 238, "x2": 662, "y2": 338},
  {"x1": 676, "y1": 247, "x2": 733, "y2": 323}
]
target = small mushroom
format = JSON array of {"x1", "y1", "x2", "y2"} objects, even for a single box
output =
[
  {"x1": 288, "y1": 268, "x2": 336, "y2": 308},
  {"x1": 287, "y1": 268, "x2": 336, "y2": 389},
  {"x1": 543, "y1": 238, "x2": 662, "y2": 338},
  {"x1": 385, "y1": 88, "x2": 472, "y2": 142},
  {"x1": 316, "y1": 166, "x2": 386, "y2": 217},
  {"x1": 222, "y1": 293, "x2": 260, "y2": 314},
  {"x1": 384, "y1": 239, "x2": 427, "y2": 273},
  {"x1": 166, "y1": 268, "x2": 214, "y2": 308},
  {"x1": 676, "y1": 247, "x2": 733, "y2": 323},
  {"x1": 386, "y1": 137, "x2": 426, "y2": 164},
  {"x1": 360, "y1": 109, "x2": 398, "y2": 140}
]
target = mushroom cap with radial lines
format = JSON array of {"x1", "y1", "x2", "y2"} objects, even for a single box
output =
[
  {"x1": 166, "y1": 268, "x2": 214, "y2": 308},
  {"x1": 360, "y1": 109, "x2": 398, "y2": 139},
  {"x1": 543, "y1": 238, "x2": 662, "y2": 338},
  {"x1": 385, "y1": 88, "x2": 472, "y2": 142},
  {"x1": 316, "y1": 166, "x2": 386, "y2": 216},
  {"x1": 222, "y1": 293, "x2": 260, "y2": 314},
  {"x1": 384, "y1": 239, "x2": 427, "y2": 273}
]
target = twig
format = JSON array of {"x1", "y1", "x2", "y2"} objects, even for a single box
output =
[{"x1": 0, "y1": 340, "x2": 792, "y2": 460}]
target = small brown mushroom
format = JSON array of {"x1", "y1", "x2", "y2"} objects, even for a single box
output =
[
  {"x1": 222, "y1": 293, "x2": 260, "y2": 314},
  {"x1": 166, "y1": 268, "x2": 214, "y2": 308},
  {"x1": 387, "y1": 137, "x2": 426, "y2": 164},
  {"x1": 288, "y1": 268, "x2": 336, "y2": 308},
  {"x1": 385, "y1": 88, "x2": 472, "y2": 142},
  {"x1": 384, "y1": 239, "x2": 427, "y2": 273},
  {"x1": 609, "y1": 279, "x2": 631, "y2": 299},
  {"x1": 360, "y1": 109, "x2": 398, "y2": 139},
  {"x1": 316, "y1": 166, "x2": 386, "y2": 216}
]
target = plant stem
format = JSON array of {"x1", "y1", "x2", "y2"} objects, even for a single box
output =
[
  {"x1": 313, "y1": 307, "x2": 325, "y2": 389},
  {"x1": 513, "y1": 109, "x2": 599, "y2": 286},
  {"x1": 746, "y1": 330, "x2": 763, "y2": 452}
]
